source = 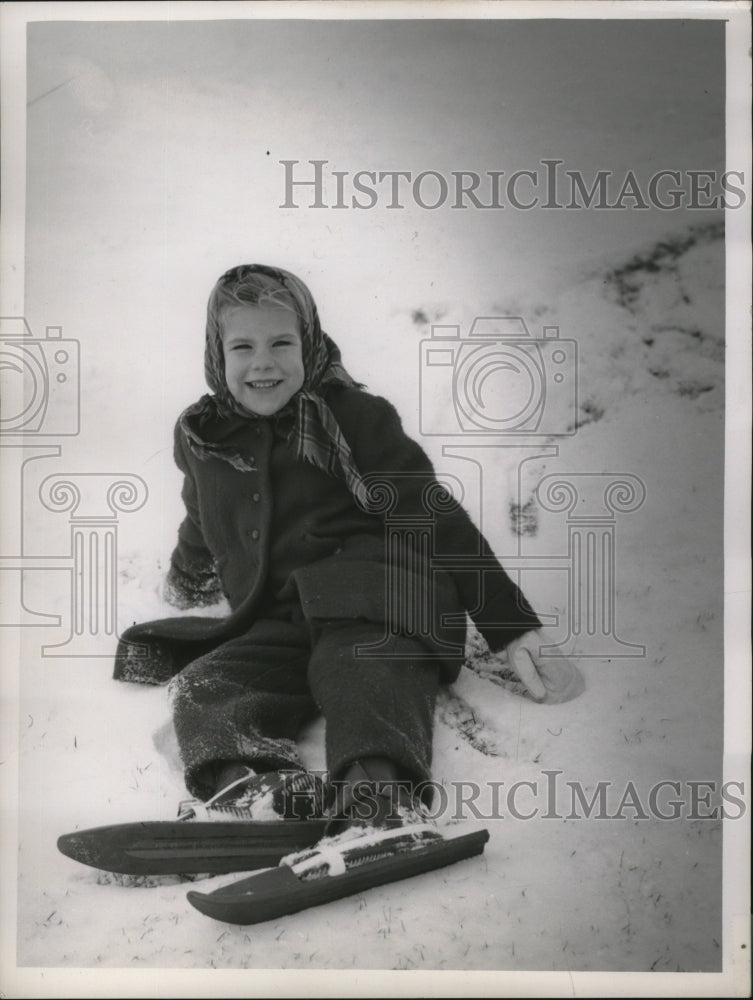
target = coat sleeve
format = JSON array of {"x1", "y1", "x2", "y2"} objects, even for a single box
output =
[
  {"x1": 346, "y1": 392, "x2": 542, "y2": 651},
  {"x1": 164, "y1": 421, "x2": 225, "y2": 609}
]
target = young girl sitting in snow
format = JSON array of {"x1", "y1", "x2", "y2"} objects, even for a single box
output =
[{"x1": 115, "y1": 263, "x2": 556, "y2": 839}]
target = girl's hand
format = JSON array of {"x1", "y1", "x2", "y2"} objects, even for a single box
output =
[
  {"x1": 481, "y1": 631, "x2": 584, "y2": 704},
  {"x1": 492, "y1": 630, "x2": 548, "y2": 702}
]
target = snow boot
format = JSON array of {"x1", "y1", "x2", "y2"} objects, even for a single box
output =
[
  {"x1": 177, "y1": 767, "x2": 326, "y2": 822},
  {"x1": 323, "y1": 757, "x2": 425, "y2": 833}
]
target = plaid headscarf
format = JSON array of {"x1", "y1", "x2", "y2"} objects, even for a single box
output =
[{"x1": 179, "y1": 264, "x2": 369, "y2": 506}]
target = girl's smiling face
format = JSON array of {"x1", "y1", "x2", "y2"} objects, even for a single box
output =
[{"x1": 221, "y1": 302, "x2": 305, "y2": 416}]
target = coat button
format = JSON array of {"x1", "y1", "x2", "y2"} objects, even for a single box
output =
[
  {"x1": 252, "y1": 493, "x2": 261, "y2": 502},
  {"x1": 250, "y1": 529, "x2": 260, "y2": 540}
]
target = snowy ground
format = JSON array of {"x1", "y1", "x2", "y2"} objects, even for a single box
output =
[{"x1": 7, "y1": 222, "x2": 746, "y2": 990}]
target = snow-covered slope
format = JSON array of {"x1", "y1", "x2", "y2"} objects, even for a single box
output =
[{"x1": 15, "y1": 222, "x2": 728, "y2": 977}]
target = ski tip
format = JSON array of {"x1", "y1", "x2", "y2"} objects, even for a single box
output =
[
  {"x1": 186, "y1": 889, "x2": 214, "y2": 917},
  {"x1": 57, "y1": 830, "x2": 96, "y2": 867},
  {"x1": 57, "y1": 831, "x2": 80, "y2": 858},
  {"x1": 57, "y1": 829, "x2": 116, "y2": 870}
]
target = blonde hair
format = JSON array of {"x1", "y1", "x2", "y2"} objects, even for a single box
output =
[{"x1": 211, "y1": 266, "x2": 301, "y2": 332}]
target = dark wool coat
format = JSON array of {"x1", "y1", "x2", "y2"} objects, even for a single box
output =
[{"x1": 114, "y1": 386, "x2": 541, "y2": 685}]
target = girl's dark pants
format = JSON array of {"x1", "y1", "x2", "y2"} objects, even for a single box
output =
[{"x1": 170, "y1": 602, "x2": 440, "y2": 800}]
